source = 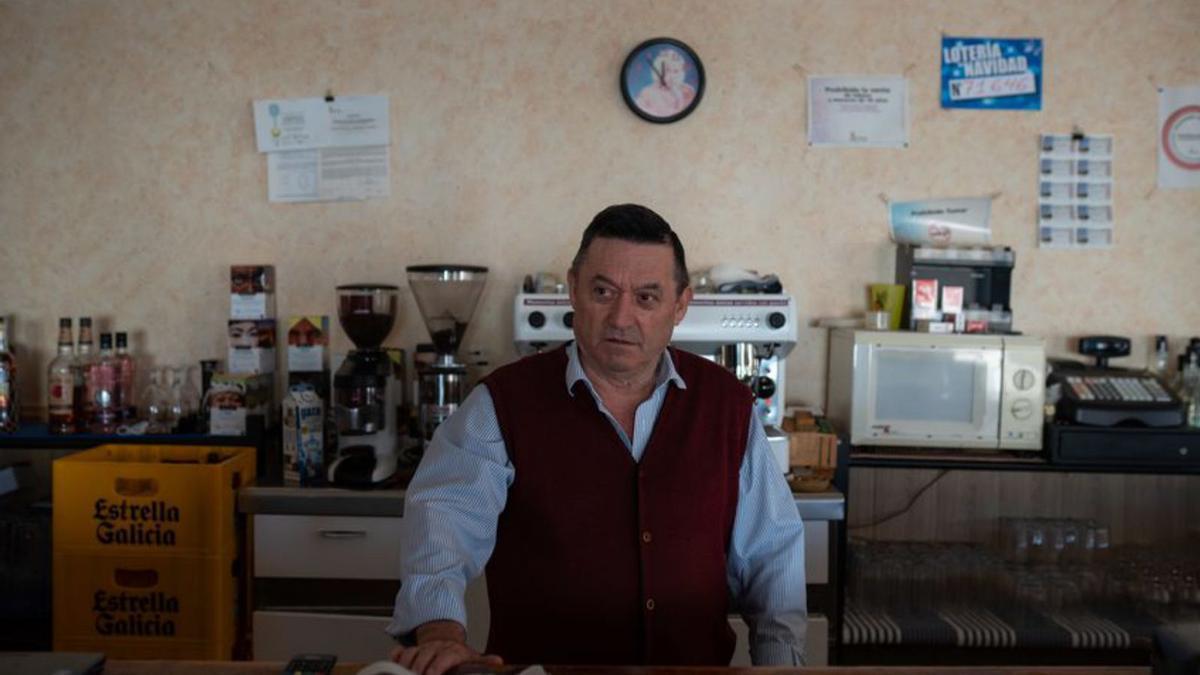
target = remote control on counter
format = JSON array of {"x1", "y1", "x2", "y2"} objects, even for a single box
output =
[{"x1": 282, "y1": 653, "x2": 338, "y2": 675}]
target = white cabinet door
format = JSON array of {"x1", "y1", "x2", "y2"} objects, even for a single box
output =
[
  {"x1": 804, "y1": 520, "x2": 830, "y2": 585},
  {"x1": 253, "y1": 611, "x2": 397, "y2": 661}
]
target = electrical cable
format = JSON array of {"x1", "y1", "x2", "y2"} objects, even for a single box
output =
[{"x1": 848, "y1": 469, "x2": 950, "y2": 531}]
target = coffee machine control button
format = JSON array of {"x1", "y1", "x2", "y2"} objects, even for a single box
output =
[
  {"x1": 752, "y1": 376, "x2": 776, "y2": 400},
  {"x1": 768, "y1": 312, "x2": 787, "y2": 329},
  {"x1": 563, "y1": 311, "x2": 574, "y2": 329},
  {"x1": 528, "y1": 311, "x2": 546, "y2": 329}
]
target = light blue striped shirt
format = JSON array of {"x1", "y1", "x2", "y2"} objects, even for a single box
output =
[{"x1": 390, "y1": 342, "x2": 807, "y2": 665}]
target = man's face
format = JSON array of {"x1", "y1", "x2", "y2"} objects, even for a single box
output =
[{"x1": 569, "y1": 237, "x2": 691, "y2": 379}]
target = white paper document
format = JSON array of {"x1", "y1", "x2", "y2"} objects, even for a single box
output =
[
  {"x1": 252, "y1": 95, "x2": 391, "y2": 202},
  {"x1": 253, "y1": 95, "x2": 389, "y2": 152},
  {"x1": 268, "y1": 146, "x2": 390, "y2": 203},
  {"x1": 1158, "y1": 86, "x2": 1200, "y2": 189},
  {"x1": 808, "y1": 76, "x2": 909, "y2": 148}
]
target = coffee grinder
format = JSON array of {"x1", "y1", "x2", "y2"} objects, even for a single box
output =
[
  {"x1": 327, "y1": 284, "x2": 400, "y2": 486},
  {"x1": 406, "y1": 265, "x2": 488, "y2": 442}
]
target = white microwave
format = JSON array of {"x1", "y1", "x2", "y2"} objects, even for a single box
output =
[{"x1": 826, "y1": 329, "x2": 1045, "y2": 451}]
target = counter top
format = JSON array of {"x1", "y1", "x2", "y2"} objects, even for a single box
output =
[
  {"x1": 238, "y1": 486, "x2": 845, "y2": 521},
  {"x1": 104, "y1": 662, "x2": 1148, "y2": 675}
]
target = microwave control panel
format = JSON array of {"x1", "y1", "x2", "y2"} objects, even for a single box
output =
[{"x1": 999, "y1": 336, "x2": 1047, "y2": 450}]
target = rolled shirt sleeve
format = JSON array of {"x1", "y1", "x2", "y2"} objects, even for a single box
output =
[
  {"x1": 726, "y1": 414, "x2": 808, "y2": 665},
  {"x1": 387, "y1": 385, "x2": 512, "y2": 638}
]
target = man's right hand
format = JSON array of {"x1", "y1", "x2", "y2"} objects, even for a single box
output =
[{"x1": 390, "y1": 620, "x2": 504, "y2": 675}]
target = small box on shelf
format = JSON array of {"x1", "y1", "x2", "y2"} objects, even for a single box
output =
[
  {"x1": 230, "y1": 265, "x2": 276, "y2": 320},
  {"x1": 783, "y1": 411, "x2": 838, "y2": 492},
  {"x1": 227, "y1": 319, "x2": 276, "y2": 375}
]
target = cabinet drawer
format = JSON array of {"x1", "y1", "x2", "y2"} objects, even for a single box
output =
[{"x1": 254, "y1": 514, "x2": 403, "y2": 580}]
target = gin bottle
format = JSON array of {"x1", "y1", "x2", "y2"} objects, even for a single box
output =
[
  {"x1": 115, "y1": 332, "x2": 136, "y2": 421},
  {"x1": 88, "y1": 332, "x2": 120, "y2": 434}
]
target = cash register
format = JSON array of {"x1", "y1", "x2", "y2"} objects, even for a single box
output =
[
  {"x1": 1049, "y1": 335, "x2": 1185, "y2": 428},
  {"x1": 1047, "y1": 336, "x2": 1197, "y2": 467}
]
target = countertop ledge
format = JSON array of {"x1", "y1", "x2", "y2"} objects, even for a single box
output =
[
  {"x1": 238, "y1": 486, "x2": 845, "y2": 521},
  {"x1": 104, "y1": 662, "x2": 1149, "y2": 675}
]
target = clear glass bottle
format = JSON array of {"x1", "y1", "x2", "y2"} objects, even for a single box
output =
[
  {"x1": 1149, "y1": 335, "x2": 1169, "y2": 377},
  {"x1": 115, "y1": 332, "x2": 136, "y2": 421},
  {"x1": 141, "y1": 367, "x2": 168, "y2": 434},
  {"x1": 47, "y1": 318, "x2": 77, "y2": 434},
  {"x1": 74, "y1": 317, "x2": 95, "y2": 432},
  {"x1": 0, "y1": 317, "x2": 17, "y2": 433},
  {"x1": 1182, "y1": 352, "x2": 1200, "y2": 428},
  {"x1": 1190, "y1": 363, "x2": 1200, "y2": 429},
  {"x1": 88, "y1": 332, "x2": 120, "y2": 434}
]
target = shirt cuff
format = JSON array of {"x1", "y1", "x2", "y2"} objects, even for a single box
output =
[
  {"x1": 385, "y1": 576, "x2": 469, "y2": 638},
  {"x1": 750, "y1": 638, "x2": 806, "y2": 666}
]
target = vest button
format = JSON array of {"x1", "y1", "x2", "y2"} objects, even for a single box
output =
[
  {"x1": 641, "y1": 531, "x2": 652, "y2": 543},
  {"x1": 645, "y1": 598, "x2": 655, "y2": 611}
]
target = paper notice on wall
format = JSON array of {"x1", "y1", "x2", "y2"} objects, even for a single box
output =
[
  {"x1": 808, "y1": 76, "x2": 908, "y2": 148},
  {"x1": 252, "y1": 95, "x2": 390, "y2": 202},
  {"x1": 253, "y1": 96, "x2": 389, "y2": 152},
  {"x1": 888, "y1": 196, "x2": 992, "y2": 246},
  {"x1": 268, "y1": 146, "x2": 390, "y2": 203},
  {"x1": 1158, "y1": 86, "x2": 1200, "y2": 189}
]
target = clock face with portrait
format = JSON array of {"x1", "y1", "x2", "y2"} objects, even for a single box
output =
[{"x1": 621, "y1": 38, "x2": 705, "y2": 124}]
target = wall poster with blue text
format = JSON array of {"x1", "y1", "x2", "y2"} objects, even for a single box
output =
[{"x1": 941, "y1": 37, "x2": 1042, "y2": 110}]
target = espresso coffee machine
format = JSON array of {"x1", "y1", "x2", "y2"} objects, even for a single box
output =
[
  {"x1": 407, "y1": 265, "x2": 488, "y2": 442},
  {"x1": 512, "y1": 290, "x2": 798, "y2": 472},
  {"x1": 327, "y1": 284, "x2": 400, "y2": 486}
]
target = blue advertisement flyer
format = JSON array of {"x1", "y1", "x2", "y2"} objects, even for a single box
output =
[{"x1": 941, "y1": 37, "x2": 1042, "y2": 110}]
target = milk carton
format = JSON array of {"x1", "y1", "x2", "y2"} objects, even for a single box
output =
[{"x1": 282, "y1": 385, "x2": 324, "y2": 486}]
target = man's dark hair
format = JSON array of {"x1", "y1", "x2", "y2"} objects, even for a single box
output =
[{"x1": 569, "y1": 204, "x2": 689, "y2": 294}]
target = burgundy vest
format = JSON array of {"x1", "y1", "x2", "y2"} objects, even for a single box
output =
[{"x1": 482, "y1": 346, "x2": 751, "y2": 665}]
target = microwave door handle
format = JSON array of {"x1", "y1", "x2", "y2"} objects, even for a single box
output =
[{"x1": 980, "y1": 350, "x2": 1003, "y2": 441}]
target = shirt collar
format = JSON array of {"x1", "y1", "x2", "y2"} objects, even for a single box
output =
[{"x1": 564, "y1": 341, "x2": 687, "y2": 397}]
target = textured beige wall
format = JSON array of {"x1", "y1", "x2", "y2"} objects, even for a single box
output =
[{"x1": 1, "y1": 0, "x2": 1198, "y2": 412}]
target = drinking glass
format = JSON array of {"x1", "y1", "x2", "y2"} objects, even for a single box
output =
[{"x1": 141, "y1": 368, "x2": 169, "y2": 433}]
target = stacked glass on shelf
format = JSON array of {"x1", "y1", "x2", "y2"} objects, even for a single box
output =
[
  {"x1": 849, "y1": 518, "x2": 1200, "y2": 622},
  {"x1": 140, "y1": 365, "x2": 201, "y2": 434}
]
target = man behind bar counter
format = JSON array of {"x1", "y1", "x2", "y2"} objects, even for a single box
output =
[{"x1": 388, "y1": 204, "x2": 806, "y2": 674}]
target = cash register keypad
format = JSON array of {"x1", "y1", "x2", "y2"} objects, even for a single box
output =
[{"x1": 1065, "y1": 375, "x2": 1174, "y2": 403}]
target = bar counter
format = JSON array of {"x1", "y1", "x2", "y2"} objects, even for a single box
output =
[{"x1": 103, "y1": 663, "x2": 1149, "y2": 675}]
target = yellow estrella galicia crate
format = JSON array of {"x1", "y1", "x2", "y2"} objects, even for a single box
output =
[
  {"x1": 53, "y1": 551, "x2": 239, "y2": 659},
  {"x1": 53, "y1": 444, "x2": 254, "y2": 557}
]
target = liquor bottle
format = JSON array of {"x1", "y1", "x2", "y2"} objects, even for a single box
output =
[
  {"x1": 0, "y1": 317, "x2": 17, "y2": 433},
  {"x1": 75, "y1": 317, "x2": 95, "y2": 432},
  {"x1": 115, "y1": 332, "x2": 136, "y2": 421},
  {"x1": 47, "y1": 318, "x2": 77, "y2": 434},
  {"x1": 88, "y1": 332, "x2": 120, "y2": 434},
  {"x1": 1149, "y1": 335, "x2": 1169, "y2": 378}
]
